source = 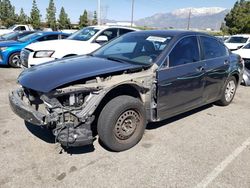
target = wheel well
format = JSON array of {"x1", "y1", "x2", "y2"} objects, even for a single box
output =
[
  {"x1": 231, "y1": 73, "x2": 239, "y2": 84},
  {"x1": 91, "y1": 84, "x2": 142, "y2": 134},
  {"x1": 8, "y1": 51, "x2": 20, "y2": 66}
]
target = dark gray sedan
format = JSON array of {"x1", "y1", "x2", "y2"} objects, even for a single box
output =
[{"x1": 9, "y1": 30, "x2": 244, "y2": 151}]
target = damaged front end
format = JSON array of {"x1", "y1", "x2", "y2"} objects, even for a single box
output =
[
  {"x1": 9, "y1": 86, "x2": 96, "y2": 147},
  {"x1": 9, "y1": 64, "x2": 158, "y2": 147}
]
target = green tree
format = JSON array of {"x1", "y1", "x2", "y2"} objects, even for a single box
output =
[
  {"x1": 58, "y1": 7, "x2": 71, "y2": 29},
  {"x1": 30, "y1": 0, "x2": 41, "y2": 29},
  {"x1": 92, "y1": 11, "x2": 97, "y2": 25},
  {"x1": 46, "y1": 0, "x2": 57, "y2": 30},
  {"x1": 18, "y1": 8, "x2": 28, "y2": 24},
  {"x1": 224, "y1": 0, "x2": 250, "y2": 34},
  {"x1": 79, "y1": 10, "x2": 89, "y2": 28},
  {"x1": 0, "y1": 0, "x2": 18, "y2": 27}
]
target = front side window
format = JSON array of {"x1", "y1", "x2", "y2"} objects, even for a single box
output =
[
  {"x1": 201, "y1": 36, "x2": 228, "y2": 59},
  {"x1": 169, "y1": 36, "x2": 200, "y2": 67},
  {"x1": 99, "y1": 28, "x2": 118, "y2": 41}
]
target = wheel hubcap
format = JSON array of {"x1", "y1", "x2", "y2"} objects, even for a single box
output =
[
  {"x1": 225, "y1": 80, "x2": 236, "y2": 102},
  {"x1": 12, "y1": 55, "x2": 21, "y2": 67},
  {"x1": 114, "y1": 110, "x2": 140, "y2": 140}
]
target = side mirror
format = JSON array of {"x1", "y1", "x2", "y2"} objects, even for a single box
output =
[
  {"x1": 96, "y1": 35, "x2": 108, "y2": 43},
  {"x1": 237, "y1": 45, "x2": 243, "y2": 50}
]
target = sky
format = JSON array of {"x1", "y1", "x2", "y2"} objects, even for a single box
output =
[{"x1": 10, "y1": 0, "x2": 238, "y2": 23}]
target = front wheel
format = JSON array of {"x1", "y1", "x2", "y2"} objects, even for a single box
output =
[
  {"x1": 8, "y1": 52, "x2": 21, "y2": 68},
  {"x1": 216, "y1": 76, "x2": 237, "y2": 106},
  {"x1": 97, "y1": 95, "x2": 146, "y2": 152}
]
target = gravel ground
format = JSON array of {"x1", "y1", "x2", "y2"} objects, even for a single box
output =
[{"x1": 0, "y1": 67, "x2": 250, "y2": 188}]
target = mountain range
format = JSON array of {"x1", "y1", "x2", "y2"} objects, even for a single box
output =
[{"x1": 135, "y1": 7, "x2": 229, "y2": 30}]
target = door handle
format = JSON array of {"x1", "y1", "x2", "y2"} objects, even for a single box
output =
[{"x1": 196, "y1": 66, "x2": 205, "y2": 72}]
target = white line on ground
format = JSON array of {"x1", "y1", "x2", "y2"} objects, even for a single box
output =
[{"x1": 195, "y1": 136, "x2": 250, "y2": 188}]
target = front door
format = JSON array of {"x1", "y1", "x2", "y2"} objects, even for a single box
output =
[{"x1": 157, "y1": 36, "x2": 205, "y2": 119}]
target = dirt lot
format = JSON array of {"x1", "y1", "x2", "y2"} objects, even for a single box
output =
[{"x1": 0, "y1": 67, "x2": 250, "y2": 188}]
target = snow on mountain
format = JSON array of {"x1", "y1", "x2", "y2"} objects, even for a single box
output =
[
  {"x1": 172, "y1": 7, "x2": 226, "y2": 18},
  {"x1": 136, "y1": 7, "x2": 229, "y2": 30}
]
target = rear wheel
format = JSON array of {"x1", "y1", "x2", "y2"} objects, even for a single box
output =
[
  {"x1": 97, "y1": 95, "x2": 146, "y2": 152},
  {"x1": 216, "y1": 76, "x2": 237, "y2": 106},
  {"x1": 8, "y1": 52, "x2": 21, "y2": 68}
]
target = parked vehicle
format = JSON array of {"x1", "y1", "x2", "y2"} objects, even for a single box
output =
[
  {"x1": 9, "y1": 30, "x2": 243, "y2": 151},
  {"x1": 0, "y1": 31, "x2": 35, "y2": 41},
  {"x1": 0, "y1": 24, "x2": 34, "y2": 36},
  {"x1": 0, "y1": 31, "x2": 69, "y2": 68},
  {"x1": 234, "y1": 43, "x2": 250, "y2": 85},
  {"x1": 224, "y1": 34, "x2": 250, "y2": 51},
  {"x1": 21, "y1": 25, "x2": 138, "y2": 68}
]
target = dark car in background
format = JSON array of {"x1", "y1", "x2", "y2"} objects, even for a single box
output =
[
  {"x1": 0, "y1": 31, "x2": 35, "y2": 41},
  {"x1": 9, "y1": 30, "x2": 243, "y2": 151}
]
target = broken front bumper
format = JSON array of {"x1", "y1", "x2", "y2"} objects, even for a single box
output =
[{"x1": 9, "y1": 89, "x2": 46, "y2": 125}]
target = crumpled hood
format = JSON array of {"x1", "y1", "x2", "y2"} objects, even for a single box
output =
[
  {"x1": 0, "y1": 40, "x2": 22, "y2": 47},
  {"x1": 18, "y1": 56, "x2": 144, "y2": 93}
]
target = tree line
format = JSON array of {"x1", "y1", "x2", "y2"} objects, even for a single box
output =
[
  {"x1": 222, "y1": 0, "x2": 250, "y2": 34},
  {"x1": 0, "y1": 0, "x2": 97, "y2": 30}
]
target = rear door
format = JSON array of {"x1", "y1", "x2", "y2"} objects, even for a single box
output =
[
  {"x1": 157, "y1": 36, "x2": 205, "y2": 119},
  {"x1": 199, "y1": 36, "x2": 230, "y2": 103}
]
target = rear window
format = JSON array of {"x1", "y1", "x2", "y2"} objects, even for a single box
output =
[{"x1": 226, "y1": 36, "x2": 249, "y2": 43}]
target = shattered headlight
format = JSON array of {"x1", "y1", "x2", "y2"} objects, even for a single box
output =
[{"x1": 34, "y1": 50, "x2": 54, "y2": 58}]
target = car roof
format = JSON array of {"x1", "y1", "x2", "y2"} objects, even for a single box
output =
[
  {"x1": 34, "y1": 31, "x2": 69, "y2": 35},
  {"x1": 87, "y1": 25, "x2": 138, "y2": 31},
  {"x1": 126, "y1": 30, "x2": 212, "y2": 38}
]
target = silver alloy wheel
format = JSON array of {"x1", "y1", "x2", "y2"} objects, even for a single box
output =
[
  {"x1": 11, "y1": 54, "x2": 21, "y2": 67},
  {"x1": 225, "y1": 80, "x2": 236, "y2": 102},
  {"x1": 114, "y1": 110, "x2": 140, "y2": 140}
]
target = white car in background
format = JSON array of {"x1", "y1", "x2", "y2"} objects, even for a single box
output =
[
  {"x1": 224, "y1": 34, "x2": 250, "y2": 51},
  {"x1": 21, "y1": 25, "x2": 138, "y2": 68},
  {"x1": 233, "y1": 43, "x2": 250, "y2": 86}
]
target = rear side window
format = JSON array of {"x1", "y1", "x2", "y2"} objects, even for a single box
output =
[
  {"x1": 169, "y1": 36, "x2": 200, "y2": 67},
  {"x1": 201, "y1": 36, "x2": 228, "y2": 59},
  {"x1": 37, "y1": 34, "x2": 59, "y2": 41},
  {"x1": 119, "y1": 29, "x2": 133, "y2": 36}
]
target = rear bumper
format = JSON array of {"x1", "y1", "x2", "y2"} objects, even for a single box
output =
[{"x1": 9, "y1": 89, "x2": 46, "y2": 125}]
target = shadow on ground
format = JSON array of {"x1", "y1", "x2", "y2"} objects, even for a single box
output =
[
  {"x1": 147, "y1": 104, "x2": 213, "y2": 130},
  {"x1": 25, "y1": 121, "x2": 95, "y2": 154}
]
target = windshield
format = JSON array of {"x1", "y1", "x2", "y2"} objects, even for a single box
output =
[
  {"x1": 226, "y1": 36, "x2": 249, "y2": 43},
  {"x1": 243, "y1": 43, "x2": 250, "y2": 49},
  {"x1": 67, "y1": 27, "x2": 99, "y2": 41},
  {"x1": 93, "y1": 33, "x2": 173, "y2": 65},
  {"x1": 1, "y1": 32, "x2": 18, "y2": 40},
  {"x1": 18, "y1": 32, "x2": 42, "y2": 42},
  {"x1": 8, "y1": 25, "x2": 16, "y2": 30}
]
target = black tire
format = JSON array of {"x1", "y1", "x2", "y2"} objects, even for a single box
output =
[
  {"x1": 216, "y1": 76, "x2": 237, "y2": 106},
  {"x1": 97, "y1": 95, "x2": 146, "y2": 152},
  {"x1": 8, "y1": 52, "x2": 21, "y2": 68}
]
